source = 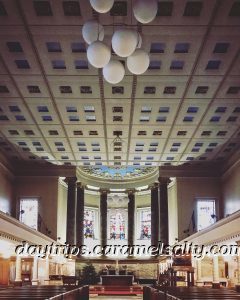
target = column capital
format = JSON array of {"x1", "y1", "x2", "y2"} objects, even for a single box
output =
[
  {"x1": 76, "y1": 182, "x2": 84, "y2": 189},
  {"x1": 149, "y1": 182, "x2": 159, "y2": 190},
  {"x1": 99, "y1": 189, "x2": 109, "y2": 195},
  {"x1": 64, "y1": 176, "x2": 77, "y2": 185},
  {"x1": 158, "y1": 177, "x2": 171, "y2": 186},
  {"x1": 127, "y1": 189, "x2": 136, "y2": 195}
]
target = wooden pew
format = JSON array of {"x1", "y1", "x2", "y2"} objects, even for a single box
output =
[
  {"x1": 146, "y1": 286, "x2": 240, "y2": 300},
  {"x1": 0, "y1": 285, "x2": 89, "y2": 300},
  {"x1": 162, "y1": 286, "x2": 240, "y2": 299}
]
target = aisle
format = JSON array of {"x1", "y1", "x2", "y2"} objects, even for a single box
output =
[{"x1": 90, "y1": 296, "x2": 143, "y2": 299}]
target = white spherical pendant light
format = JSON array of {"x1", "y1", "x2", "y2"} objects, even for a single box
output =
[
  {"x1": 112, "y1": 29, "x2": 138, "y2": 57},
  {"x1": 127, "y1": 49, "x2": 150, "y2": 75},
  {"x1": 82, "y1": 20, "x2": 104, "y2": 45},
  {"x1": 133, "y1": 0, "x2": 158, "y2": 24},
  {"x1": 103, "y1": 60, "x2": 125, "y2": 84},
  {"x1": 90, "y1": 0, "x2": 114, "y2": 13},
  {"x1": 87, "y1": 41, "x2": 111, "y2": 68}
]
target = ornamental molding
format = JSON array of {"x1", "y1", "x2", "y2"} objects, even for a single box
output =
[{"x1": 0, "y1": 231, "x2": 22, "y2": 245}]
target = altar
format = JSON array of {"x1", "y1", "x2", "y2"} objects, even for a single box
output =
[{"x1": 101, "y1": 275, "x2": 134, "y2": 286}]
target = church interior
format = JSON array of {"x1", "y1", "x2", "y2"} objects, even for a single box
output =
[{"x1": 0, "y1": 0, "x2": 240, "y2": 299}]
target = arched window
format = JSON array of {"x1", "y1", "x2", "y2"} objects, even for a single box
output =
[
  {"x1": 139, "y1": 208, "x2": 151, "y2": 240},
  {"x1": 109, "y1": 210, "x2": 126, "y2": 240},
  {"x1": 19, "y1": 198, "x2": 38, "y2": 230},
  {"x1": 196, "y1": 199, "x2": 216, "y2": 231},
  {"x1": 84, "y1": 208, "x2": 96, "y2": 239}
]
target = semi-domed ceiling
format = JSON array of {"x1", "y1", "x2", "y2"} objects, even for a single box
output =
[
  {"x1": 77, "y1": 166, "x2": 159, "y2": 189},
  {"x1": 82, "y1": 166, "x2": 155, "y2": 180}
]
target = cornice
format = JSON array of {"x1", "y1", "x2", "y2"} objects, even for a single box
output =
[
  {"x1": 0, "y1": 231, "x2": 22, "y2": 244},
  {"x1": 14, "y1": 163, "x2": 76, "y2": 177},
  {"x1": 159, "y1": 163, "x2": 222, "y2": 178},
  {"x1": 0, "y1": 150, "x2": 77, "y2": 178},
  {"x1": 221, "y1": 149, "x2": 240, "y2": 180}
]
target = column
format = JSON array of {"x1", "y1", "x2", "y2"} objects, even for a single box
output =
[
  {"x1": 59, "y1": 264, "x2": 63, "y2": 275},
  {"x1": 190, "y1": 271, "x2": 195, "y2": 287},
  {"x1": 187, "y1": 271, "x2": 191, "y2": 286},
  {"x1": 76, "y1": 183, "x2": 85, "y2": 249},
  {"x1": 65, "y1": 177, "x2": 77, "y2": 245},
  {"x1": 44, "y1": 258, "x2": 49, "y2": 285},
  {"x1": 100, "y1": 190, "x2": 108, "y2": 252},
  {"x1": 32, "y1": 256, "x2": 38, "y2": 285},
  {"x1": 212, "y1": 255, "x2": 220, "y2": 288},
  {"x1": 236, "y1": 240, "x2": 240, "y2": 291},
  {"x1": 56, "y1": 263, "x2": 59, "y2": 275},
  {"x1": 196, "y1": 259, "x2": 203, "y2": 286},
  {"x1": 236, "y1": 254, "x2": 240, "y2": 291},
  {"x1": 238, "y1": 255, "x2": 240, "y2": 284},
  {"x1": 151, "y1": 183, "x2": 159, "y2": 247},
  {"x1": 15, "y1": 256, "x2": 22, "y2": 283},
  {"x1": 128, "y1": 190, "x2": 135, "y2": 251},
  {"x1": 159, "y1": 177, "x2": 170, "y2": 245}
]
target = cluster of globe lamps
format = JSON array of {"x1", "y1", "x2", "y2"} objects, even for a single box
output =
[{"x1": 82, "y1": 0, "x2": 158, "y2": 84}]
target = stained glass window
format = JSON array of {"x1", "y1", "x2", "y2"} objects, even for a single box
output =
[
  {"x1": 19, "y1": 198, "x2": 38, "y2": 230},
  {"x1": 139, "y1": 208, "x2": 151, "y2": 240},
  {"x1": 197, "y1": 199, "x2": 216, "y2": 231},
  {"x1": 109, "y1": 210, "x2": 126, "y2": 240},
  {"x1": 84, "y1": 208, "x2": 95, "y2": 239}
]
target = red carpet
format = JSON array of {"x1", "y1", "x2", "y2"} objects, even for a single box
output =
[{"x1": 90, "y1": 285, "x2": 143, "y2": 296}]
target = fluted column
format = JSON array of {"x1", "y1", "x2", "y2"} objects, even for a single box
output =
[
  {"x1": 128, "y1": 190, "x2": 135, "y2": 248},
  {"x1": 44, "y1": 258, "x2": 49, "y2": 285},
  {"x1": 56, "y1": 263, "x2": 59, "y2": 275},
  {"x1": 151, "y1": 183, "x2": 159, "y2": 247},
  {"x1": 237, "y1": 241, "x2": 240, "y2": 285},
  {"x1": 212, "y1": 255, "x2": 220, "y2": 288},
  {"x1": 32, "y1": 256, "x2": 38, "y2": 285},
  {"x1": 236, "y1": 253, "x2": 240, "y2": 292},
  {"x1": 15, "y1": 256, "x2": 22, "y2": 282},
  {"x1": 159, "y1": 177, "x2": 170, "y2": 245},
  {"x1": 213, "y1": 256, "x2": 219, "y2": 282},
  {"x1": 100, "y1": 190, "x2": 108, "y2": 251},
  {"x1": 76, "y1": 183, "x2": 85, "y2": 249},
  {"x1": 196, "y1": 259, "x2": 203, "y2": 286},
  {"x1": 65, "y1": 177, "x2": 77, "y2": 244}
]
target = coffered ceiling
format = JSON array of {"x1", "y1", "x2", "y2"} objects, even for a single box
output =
[{"x1": 0, "y1": 0, "x2": 240, "y2": 168}]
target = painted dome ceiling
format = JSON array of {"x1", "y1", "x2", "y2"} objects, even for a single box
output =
[
  {"x1": 82, "y1": 166, "x2": 155, "y2": 180},
  {"x1": 77, "y1": 166, "x2": 159, "y2": 189}
]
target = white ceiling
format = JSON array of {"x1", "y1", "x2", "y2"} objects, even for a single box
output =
[{"x1": 0, "y1": 0, "x2": 240, "y2": 168}]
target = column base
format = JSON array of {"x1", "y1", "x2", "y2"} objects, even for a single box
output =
[
  {"x1": 44, "y1": 279, "x2": 50, "y2": 285},
  {"x1": 196, "y1": 280, "x2": 203, "y2": 287},
  {"x1": 32, "y1": 280, "x2": 39, "y2": 286},
  {"x1": 236, "y1": 285, "x2": 240, "y2": 293},
  {"x1": 212, "y1": 282, "x2": 221, "y2": 289}
]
